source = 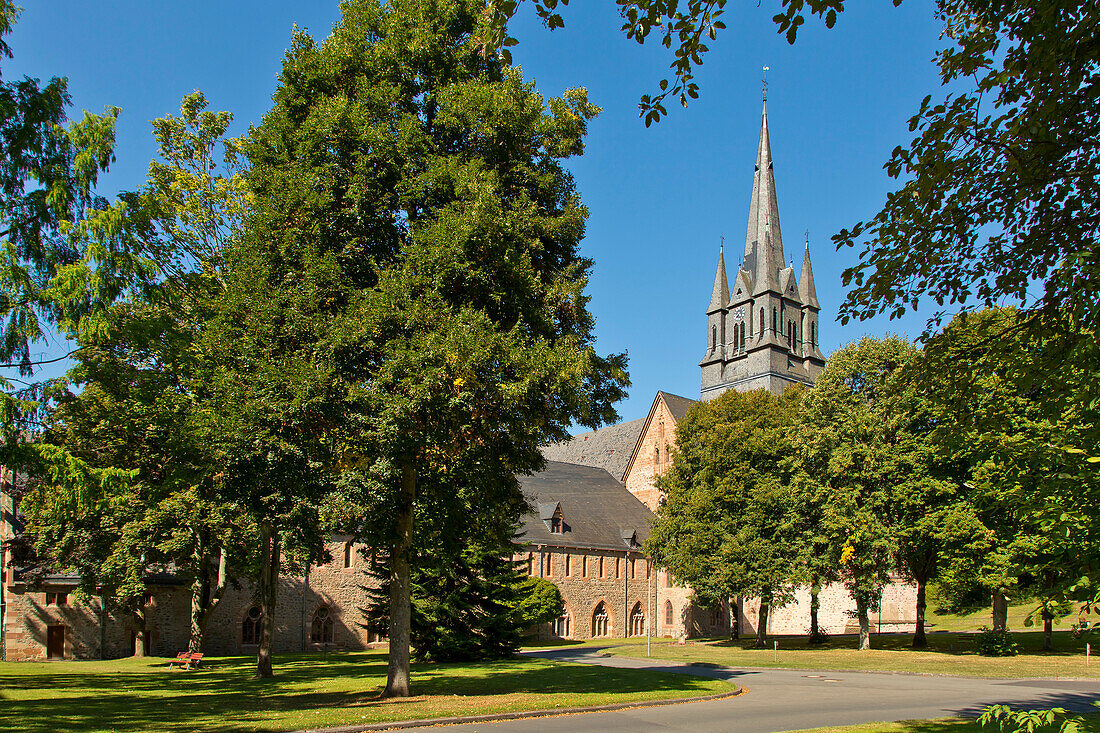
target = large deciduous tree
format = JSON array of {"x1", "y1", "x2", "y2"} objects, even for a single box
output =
[
  {"x1": 922, "y1": 308, "x2": 1100, "y2": 649},
  {"x1": 228, "y1": 0, "x2": 626, "y2": 691},
  {"x1": 648, "y1": 388, "x2": 804, "y2": 649},
  {"x1": 20, "y1": 92, "x2": 255, "y2": 655},
  {"x1": 800, "y1": 336, "x2": 950, "y2": 651}
]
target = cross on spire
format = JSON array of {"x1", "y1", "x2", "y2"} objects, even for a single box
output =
[{"x1": 762, "y1": 65, "x2": 770, "y2": 102}]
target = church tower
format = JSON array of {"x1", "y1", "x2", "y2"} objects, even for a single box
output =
[{"x1": 700, "y1": 99, "x2": 826, "y2": 399}]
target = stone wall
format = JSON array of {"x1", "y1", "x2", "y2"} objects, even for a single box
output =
[
  {"x1": 2, "y1": 536, "x2": 384, "y2": 660},
  {"x1": 739, "y1": 578, "x2": 918, "y2": 637},
  {"x1": 523, "y1": 546, "x2": 729, "y2": 641}
]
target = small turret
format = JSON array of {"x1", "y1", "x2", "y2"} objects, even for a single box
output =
[
  {"x1": 708, "y1": 247, "x2": 729, "y2": 313},
  {"x1": 798, "y1": 242, "x2": 819, "y2": 309}
]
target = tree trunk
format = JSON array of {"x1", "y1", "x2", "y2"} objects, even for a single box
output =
[
  {"x1": 1043, "y1": 608, "x2": 1054, "y2": 652},
  {"x1": 190, "y1": 547, "x2": 228, "y2": 653},
  {"x1": 384, "y1": 461, "x2": 416, "y2": 698},
  {"x1": 754, "y1": 598, "x2": 770, "y2": 649},
  {"x1": 913, "y1": 579, "x2": 927, "y2": 648},
  {"x1": 256, "y1": 522, "x2": 280, "y2": 679},
  {"x1": 809, "y1": 578, "x2": 821, "y2": 643},
  {"x1": 992, "y1": 589, "x2": 1009, "y2": 633},
  {"x1": 133, "y1": 607, "x2": 149, "y2": 657},
  {"x1": 856, "y1": 596, "x2": 871, "y2": 650}
]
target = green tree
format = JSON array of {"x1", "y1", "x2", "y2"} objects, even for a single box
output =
[
  {"x1": 226, "y1": 0, "x2": 626, "y2": 690},
  {"x1": 515, "y1": 576, "x2": 565, "y2": 630},
  {"x1": 0, "y1": 0, "x2": 136, "y2": 467},
  {"x1": 922, "y1": 309, "x2": 1100, "y2": 650},
  {"x1": 649, "y1": 388, "x2": 803, "y2": 648},
  {"x1": 20, "y1": 92, "x2": 255, "y2": 655},
  {"x1": 801, "y1": 336, "x2": 945, "y2": 651}
]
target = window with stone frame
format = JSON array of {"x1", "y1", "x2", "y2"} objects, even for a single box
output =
[
  {"x1": 311, "y1": 605, "x2": 335, "y2": 645},
  {"x1": 46, "y1": 591, "x2": 68, "y2": 606},
  {"x1": 592, "y1": 602, "x2": 610, "y2": 637},
  {"x1": 598, "y1": 556, "x2": 604, "y2": 578},
  {"x1": 614, "y1": 557, "x2": 620, "y2": 579},
  {"x1": 544, "y1": 552, "x2": 553, "y2": 577},
  {"x1": 581, "y1": 555, "x2": 588, "y2": 578},
  {"x1": 242, "y1": 605, "x2": 263, "y2": 645},
  {"x1": 554, "y1": 611, "x2": 571, "y2": 638},
  {"x1": 665, "y1": 600, "x2": 674, "y2": 626},
  {"x1": 564, "y1": 554, "x2": 571, "y2": 577},
  {"x1": 629, "y1": 602, "x2": 646, "y2": 636}
]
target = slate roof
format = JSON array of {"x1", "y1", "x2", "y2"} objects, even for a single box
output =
[
  {"x1": 518, "y1": 461, "x2": 652, "y2": 552},
  {"x1": 540, "y1": 417, "x2": 646, "y2": 481},
  {"x1": 659, "y1": 391, "x2": 697, "y2": 421}
]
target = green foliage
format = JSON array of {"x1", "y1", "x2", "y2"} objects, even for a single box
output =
[
  {"x1": 514, "y1": 576, "x2": 565, "y2": 629},
  {"x1": 0, "y1": 0, "x2": 142, "y2": 468},
  {"x1": 478, "y1": 0, "x2": 869, "y2": 123},
  {"x1": 975, "y1": 627, "x2": 1018, "y2": 657},
  {"x1": 978, "y1": 703, "x2": 1098, "y2": 733},
  {"x1": 368, "y1": 539, "x2": 536, "y2": 662},
  {"x1": 922, "y1": 309, "x2": 1100, "y2": 624},
  {"x1": 19, "y1": 93, "x2": 256, "y2": 635},
  {"x1": 218, "y1": 0, "x2": 626, "y2": 684},
  {"x1": 836, "y1": 1, "x2": 1100, "y2": 339}
]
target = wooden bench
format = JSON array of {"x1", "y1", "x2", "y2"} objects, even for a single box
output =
[{"x1": 169, "y1": 651, "x2": 204, "y2": 670}]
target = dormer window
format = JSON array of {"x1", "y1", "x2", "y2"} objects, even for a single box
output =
[{"x1": 539, "y1": 502, "x2": 567, "y2": 534}]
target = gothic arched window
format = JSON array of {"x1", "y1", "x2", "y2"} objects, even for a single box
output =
[
  {"x1": 759, "y1": 308, "x2": 765, "y2": 335},
  {"x1": 664, "y1": 600, "x2": 674, "y2": 626},
  {"x1": 811, "y1": 322, "x2": 816, "y2": 347},
  {"x1": 630, "y1": 602, "x2": 646, "y2": 637},
  {"x1": 311, "y1": 605, "x2": 334, "y2": 644},
  {"x1": 555, "y1": 611, "x2": 571, "y2": 638},
  {"x1": 739, "y1": 322, "x2": 746, "y2": 349},
  {"x1": 592, "y1": 602, "x2": 610, "y2": 637},
  {"x1": 711, "y1": 325, "x2": 717, "y2": 351},
  {"x1": 242, "y1": 605, "x2": 262, "y2": 645}
]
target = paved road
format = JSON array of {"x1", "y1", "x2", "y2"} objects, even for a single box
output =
[{"x1": 425, "y1": 648, "x2": 1100, "y2": 733}]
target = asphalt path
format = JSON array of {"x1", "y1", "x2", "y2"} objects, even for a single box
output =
[{"x1": 423, "y1": 647, "x2": 1100, "y2": 733}]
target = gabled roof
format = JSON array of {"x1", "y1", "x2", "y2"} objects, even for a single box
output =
[
  {"x1": 519, "y1": 461, "x2": 653, "y2": 551},
  {"x1": 540, "y1": 417, "x2": 646, "y2": 481},
  {"x1": 620, "y1": 391, "x2": 697, "y2": 482}
]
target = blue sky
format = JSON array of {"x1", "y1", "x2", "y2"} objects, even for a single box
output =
[{"x1": 7, "y1": 1, "x2": 950, "y2": 425}]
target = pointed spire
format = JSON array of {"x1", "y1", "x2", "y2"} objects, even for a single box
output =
[
  {"x1": 798, "y1": 240, "x2": 820, "y2": 309},
  {"x1": 708, "y1": 244, "x2": 729, "y2": 313},
  {"x1": 745, "y1": 99, "x2": 785, "y2": 293}
]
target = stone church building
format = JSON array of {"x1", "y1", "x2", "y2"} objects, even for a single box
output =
[{"x1": 0, "y1": 100, "x2": 914, "y2": 661}]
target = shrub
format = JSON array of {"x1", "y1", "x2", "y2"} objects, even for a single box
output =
[{"x1": 976, "y1": 626, "x2": 1018, "y2": 656}]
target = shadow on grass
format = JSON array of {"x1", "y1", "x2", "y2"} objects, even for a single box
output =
[{"x1": 0, "y1": 651, "x2": 720, "y2": 733}]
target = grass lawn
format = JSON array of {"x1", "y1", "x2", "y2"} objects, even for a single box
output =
[
  {"x1": 585, "y1": 630, "x2": 1100, "y2": 678},
  {"x1": 0, "y1": 650, "x2": 732, "y2": 733}
]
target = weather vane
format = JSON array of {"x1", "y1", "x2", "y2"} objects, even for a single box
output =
[
  {"x1": 720, "y1": 234, "x2": 725, "y2": 252},
  {"x1": 762, "y1": 65, "x2": 770, "y2": 102},
  {"x1": 805, "y1": 228, "x2": 810, "y2": 246}
]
